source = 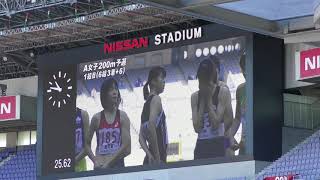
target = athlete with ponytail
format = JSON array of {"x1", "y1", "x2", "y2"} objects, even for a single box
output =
[{"x1": 139, "y1": 67, "x2": 168, "y2": 165}]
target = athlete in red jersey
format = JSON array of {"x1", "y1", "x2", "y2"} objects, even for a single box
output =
[{"x1": 87, "y1": 78, "x2": 131, "y2": 169}]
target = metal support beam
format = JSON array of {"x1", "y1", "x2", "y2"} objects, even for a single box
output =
[
  {"x1": 314, "y1": 0, "x2": 320, "y2": 25},
  {"x1": 0, "y1": 0, "x2": 70, "y2": 16},
  {"x1": 0, "y1": 3, "x2": 147, "y2": 36},
  {"x1": 0, "y1": 83, "x2": 7, "y2": 96},
  {"x1": 180, "y1": 0, "x2": 240, "y2": 7},
  {"x1": 5, "y1": 53, "x2": 37, "y2": 74},
  {"x1": 3, "y1": 14, "x2": 191, "y2": 52},
  {"x1": 278, "y1": 16, "x2": 315, "y2": 34},
  {"x1": 284, "y1": 29, "x2": 320, "y2": 44},
  {"x1": 138, "y1": 0, "x2": 240, "y2": 9}
]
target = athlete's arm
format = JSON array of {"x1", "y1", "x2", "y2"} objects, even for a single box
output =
[
  {"x1": 228, "y1": 84, "x2": 244, "y2": 136},
  {"x1": 226, "y1": 84, "x2": 244, "y2": 150},
  {"x1": 147, "y1": 95, "x2": 162, "y2": 162},
  {"x1": 87, "y1": 114, "x2": 99, "y2": 163},
  {"x1": 222, "y1": 87, "x2": 234, "y2": 132},
  {"x1": 75, "y1": 110, "x2": 90, "y2": 163},
  {"x1": 104, "y1": 111, "x2": 131, "y2": 168},
  {"x1": 207, "y1": 86, "x2": 232, "y2": 129},
  {"x1": 139, "y1": 126, "x2": 154, "y2": 162},
  {"x1": 191, "y1": 92, "x2": 205, "y2": 133}
]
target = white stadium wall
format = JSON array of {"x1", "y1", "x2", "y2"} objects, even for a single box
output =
[
  {"x1": 285, "y1": 43, "x2": 314, "y2": 89},
  {"x1": 0, "y1": 76, "x2": 38, "y2": 97}
]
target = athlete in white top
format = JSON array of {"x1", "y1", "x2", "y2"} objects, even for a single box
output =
[{"x1": 191, "y1": 57, "x2": 233, "y2": 159}]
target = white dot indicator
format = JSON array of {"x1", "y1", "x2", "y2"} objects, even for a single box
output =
[
  {"x1": 203, "y1": 48, "x2": 209, "y2": 56},
  {"x1": 235, "y1": 43, "x2": 240, "y2": 50},
  {"x1": 218, "y1": 45, "x2": 224, "y2": 54},
  {"x1": 184, "y1": 51, "x2": 188, "y2": 59},
  {"x1": 210, "y1": 46, "x2": 217, "y2": 55},
  {"x1": 195, "y1": 48, "x2": 202, "y2": 58}
]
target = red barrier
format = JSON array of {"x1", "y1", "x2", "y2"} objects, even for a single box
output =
[{"x1": 264, "y1": 175, "x2": 295, "y2": 180}]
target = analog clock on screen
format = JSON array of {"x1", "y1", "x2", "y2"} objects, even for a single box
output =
[{"x1": 46, "y1": 71, "x2": 72, "y2": 108}]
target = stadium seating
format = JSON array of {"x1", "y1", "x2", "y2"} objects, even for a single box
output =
[
  {"x1": 0, "y1": 148, "x2": 12, "y2": 160},
  {"x1": 163, "y1": 65, "x2": 185, "y2": 83},
  {"x1": 0, "y1": 145, "x2": 36, "y2": 180},
  {"x1": 114, "y1": 75, "x2": 131, "y2": 89},
  {"x1": 256, "y1": 130, "x2": 320, "y2": 180},
  {"x1": 221, "y1": 57, "x2": 241, "y2": 75},
  {"x1": 125, "y1": 65, "x2": 185, "y2": 85},
  {"x1": 125, "y1": 67, "x2": 151, "y2": 87},
  {"x1": 178, "y1": 60, "x2": 197, "y2": 81}
]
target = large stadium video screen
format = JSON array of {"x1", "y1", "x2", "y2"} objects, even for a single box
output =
[
  {"x1": 74, "y1": 37, "x2": 247, "y2": 171},
  {"x1": 40, "y1": 26, "x2": 249, "y2": 176}
]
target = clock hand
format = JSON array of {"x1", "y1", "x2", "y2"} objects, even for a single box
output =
[
  {"x1": 50, "y1": 87, "x2": 61, "y2": 91},
  {"x1": 54, "y1": 81, "x2": 62, "y2": 92},
  {"x1": 55, "y1": 81, "x2": 61, "y2": 89}
]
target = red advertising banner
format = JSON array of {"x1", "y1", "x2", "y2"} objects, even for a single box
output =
[
  {"x1": 264, "y1": 175, "x2": 295, "y2": 180},
  {"x1": 0, "y1": 96, "x2": 17, "y2": 121},
  {"x1": 299, "y1": 47, "x2": 320, "y2": 79}
]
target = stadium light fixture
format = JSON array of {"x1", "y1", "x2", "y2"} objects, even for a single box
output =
[
  {"x1": 30, "y1": 51, "x2": 35, "y2": 57},
  {"x1": 2, "y1": 56, "x2": 7, "y2": 61}
]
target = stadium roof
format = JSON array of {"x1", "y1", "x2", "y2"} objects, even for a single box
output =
[
  {"x1": 0, "y1": 0, "x2": 319, "y2": 80},
  {"x1": 0, "y1": 0, "x2": 195, "y2": 80},
  {"x1": 216, "y1": 0, "x2": 315, "y2": 21}
]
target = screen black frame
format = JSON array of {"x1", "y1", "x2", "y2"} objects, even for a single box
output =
[{"x1": 37, "y1": 23, "x2": 283, "y2": 179}]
